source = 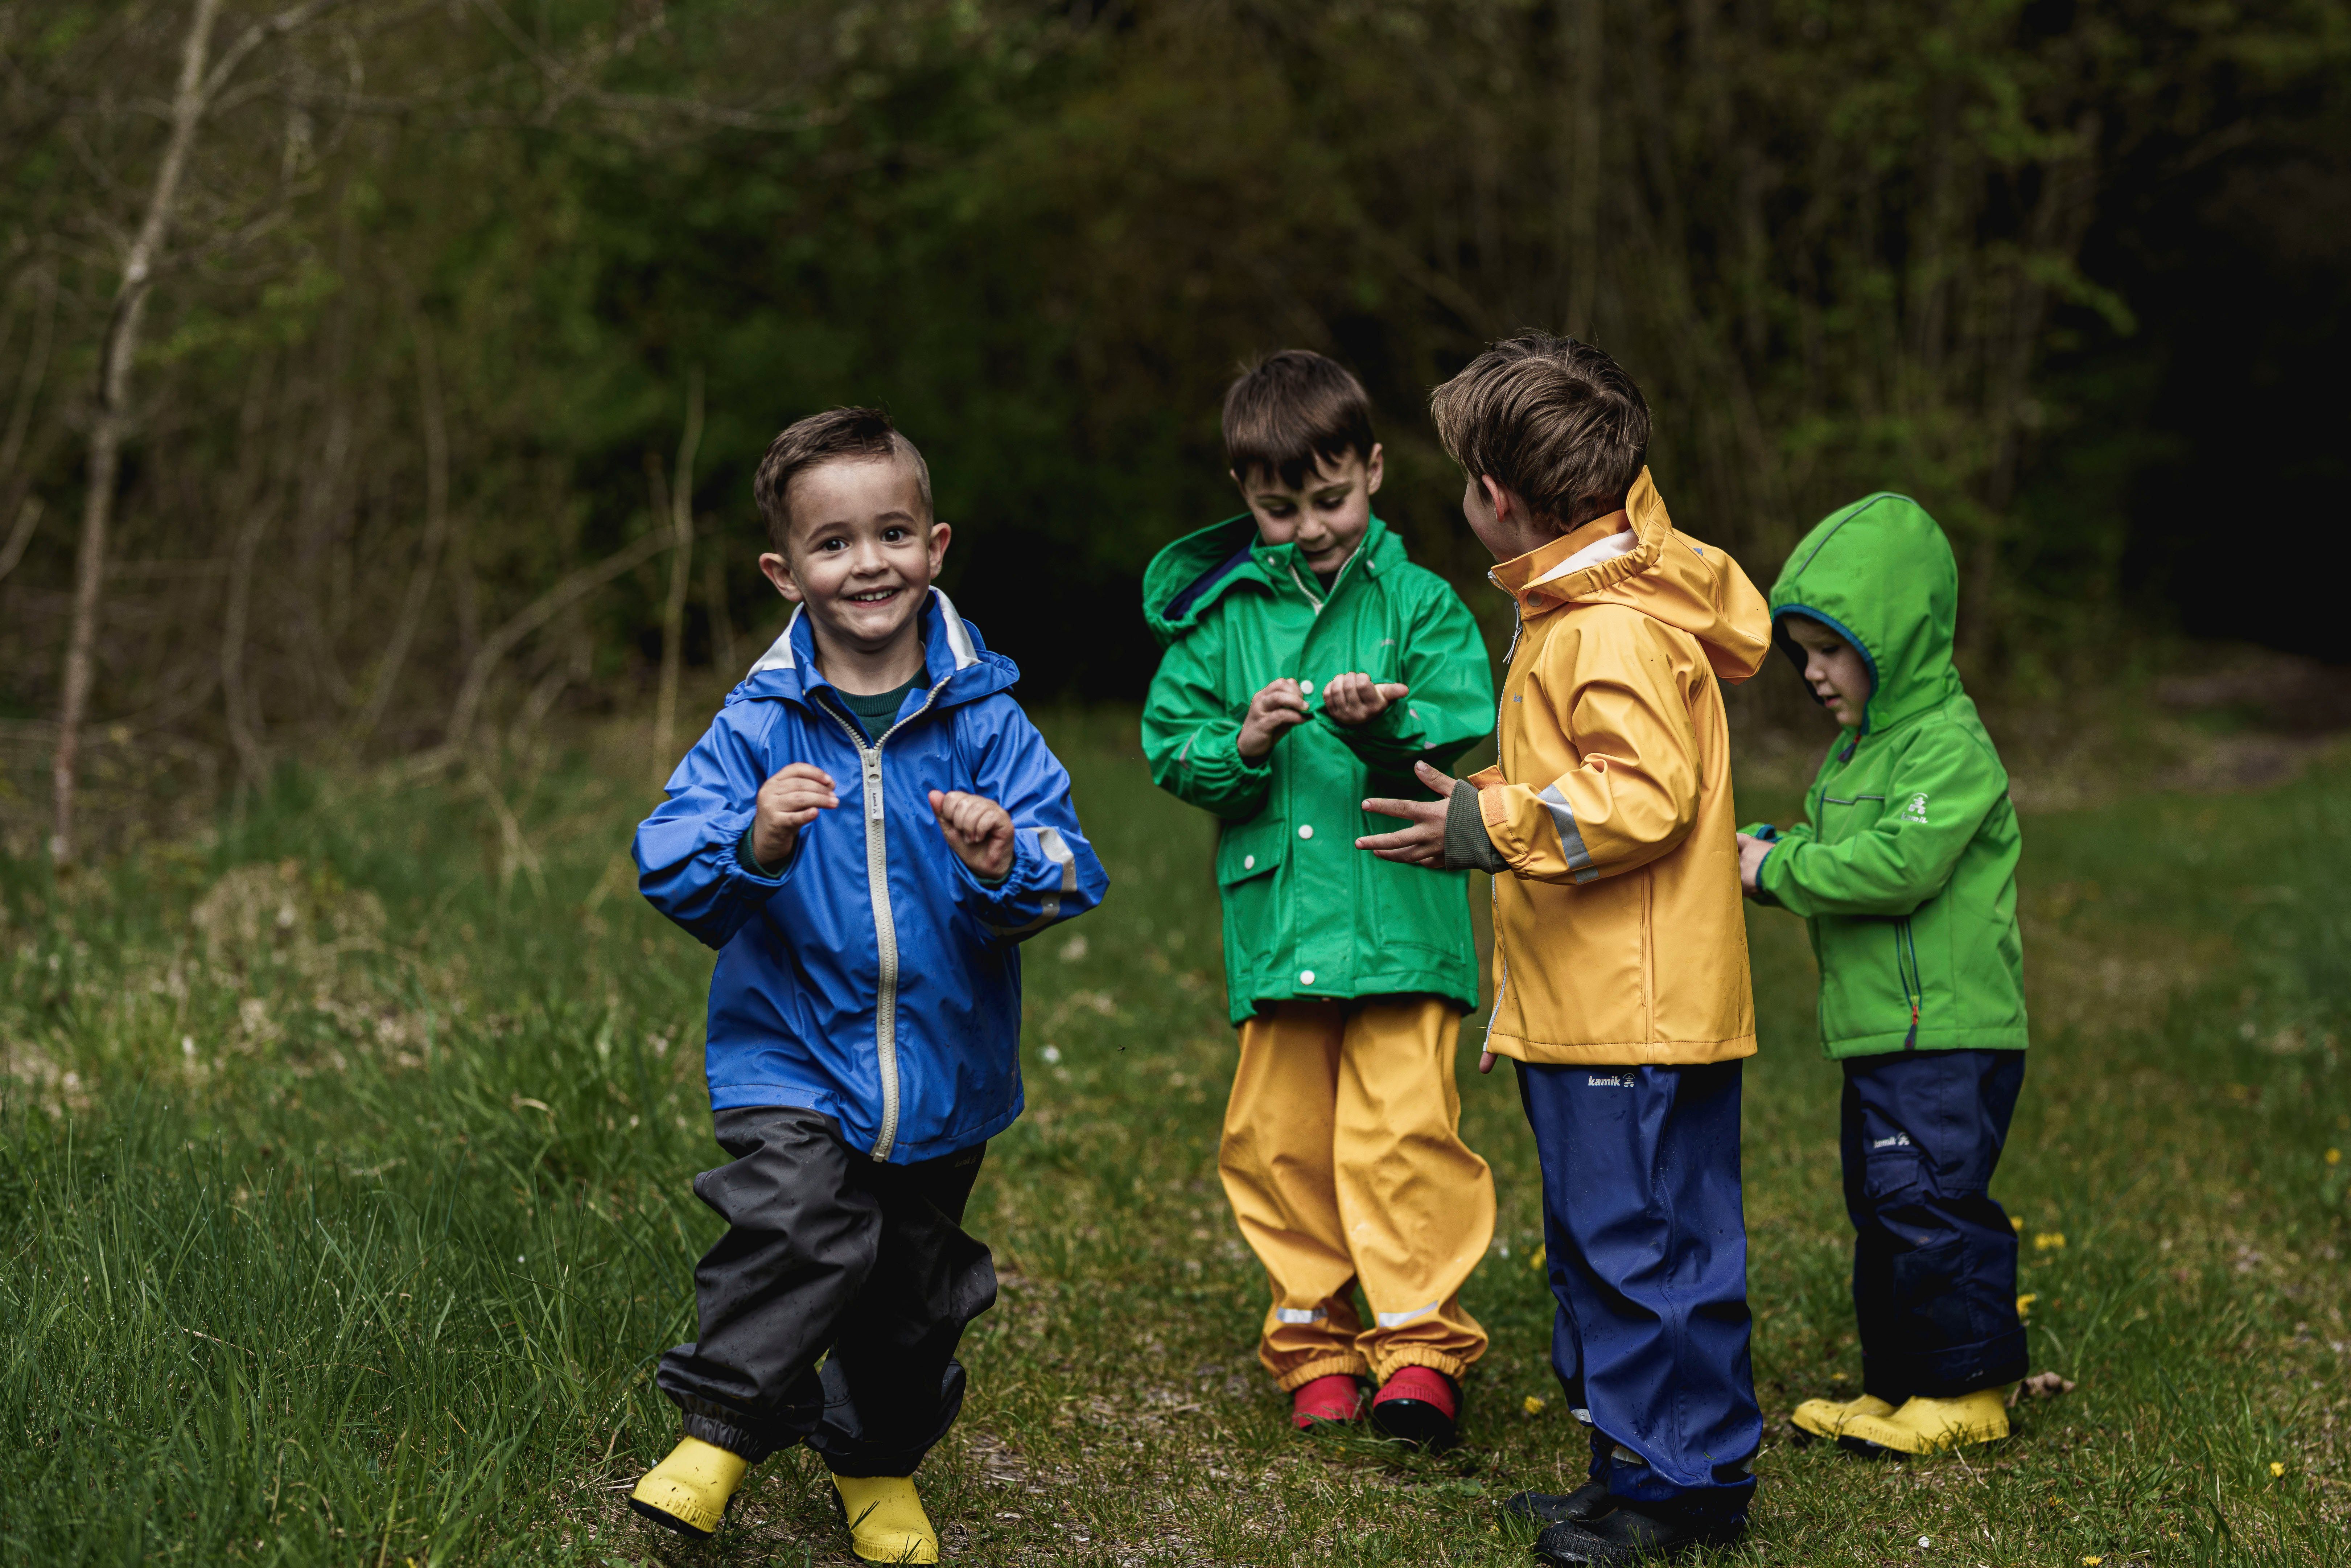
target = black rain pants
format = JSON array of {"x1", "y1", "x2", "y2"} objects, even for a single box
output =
[
  {"x1": 654, "y1": 1107, "x2": 997, "y2": 1474},
  {"x1": 1842, "y1": 1048, "x2": 2029, "y2": 1402}
]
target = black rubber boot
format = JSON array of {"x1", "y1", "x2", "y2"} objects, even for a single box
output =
[
  {"x1": 1533, "y1": 1500, "x2": 1745, "y2": 1565},
  {"x1": 1502, "y1": 1482, "x2": 1614, "y2": 1526}
]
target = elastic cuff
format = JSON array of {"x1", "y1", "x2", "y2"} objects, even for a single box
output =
[
  {"x1": 1370, "y1": 1346, "x2": 1471, "y2": 1385},
  {"x1": 1443, "y1": 783, "x2": 1507, "y2": 872},
  {"x1": 1273, "y1": 1354, "x2": 1370, "y2": 1392},
  {"x1": 682, "y1": 1411, "x2": 777, "y2": 1465}
]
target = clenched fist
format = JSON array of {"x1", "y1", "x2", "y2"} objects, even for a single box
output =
[
  {"x1": 929, "y1": 789, "x2": 1015, "y2": 879},
  {"x1": 751, "y1": 762, "x2": 840, "y2": 870}
]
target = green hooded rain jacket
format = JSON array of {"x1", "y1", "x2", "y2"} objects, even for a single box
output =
[
  {"x1": 1142, "y1": 515, "x2": 1493, "y2": 1023},
  {"x1": 1752, "y1": 494, "x2": 2028, "y2": 1059}
]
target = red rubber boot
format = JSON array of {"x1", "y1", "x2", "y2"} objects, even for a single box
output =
[
  {"x1": 1371, "y1": 1365, "x2": 1460, "y2": 1449},
  {"x1": 1290, "y1": 1374, "x2": 1365, "y2": 1430}
]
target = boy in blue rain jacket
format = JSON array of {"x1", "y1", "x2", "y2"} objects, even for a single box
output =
[{"x1": 626, "y1": 408, "x2": 1106, "y2": 1564}]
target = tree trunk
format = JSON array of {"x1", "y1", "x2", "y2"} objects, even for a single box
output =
[
  {"x1": 651, "y1": 369, "x2": 703, "y2": 789},
  {"x1": 51, "y1": 0, "x2": 225, "y2": 864}
]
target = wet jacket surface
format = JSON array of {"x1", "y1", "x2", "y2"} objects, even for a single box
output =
[
  {"x1": 635, "y1": 591, "x2": 1108, "y2": 1162},
  {"x1": 1751, "y1": 494, "x2": 2027, "y2": 1059},
  {"x1": 1141, "y1": 515, "x2": 1494, "y2": 1022},
  {"x1": 1472, "y1": 470, "x2": 1771, "y2": 1065}
]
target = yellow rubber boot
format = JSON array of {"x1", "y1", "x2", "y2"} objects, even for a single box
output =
[
  {"x1": 833, "y1": 1473, "x2": 940, "y2": 1564},
  {"x1": 629, "y1": 1436, "x2": 749, "y2": 1537},
  {"x1": 1841, "y1": 1388, "x2": 2010, "y2": 1455},
  {"x1": 1791, "y1": 1391, "x2": 1896, "y2": 1442}
]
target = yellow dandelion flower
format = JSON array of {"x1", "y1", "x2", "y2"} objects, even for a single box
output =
[
  {"x1": 2271, "y1": 1461, "x2": 2286, "y2": 1477},
  {"x1": 1530, "y1": 1244, "x2": 1547, "y2": 1272},
  {"x1": 2083, "y1": 1556, "x2": 2104, "y2": 1565},
  {"x1": 2327, "y1": 1148, "x2": 2342, "y2": 1165},
  {"x1": 2017, "y1": 1293, "x2": 2037, "y2": 1318},
  {"x1": 1524, "y1": 1395, "x2": 1548, "y2": 1416},
  {"x1": 2035, "y1": 1232, "x2": 2067, "y2": 1251},
  {"x1": 2010, "y1": 1216, "x2": 2025, "y2": 1233}
]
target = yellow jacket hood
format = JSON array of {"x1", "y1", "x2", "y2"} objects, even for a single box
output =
[{"x1": 1489, "y1": 468, "x2": 1771, "y2": 684}]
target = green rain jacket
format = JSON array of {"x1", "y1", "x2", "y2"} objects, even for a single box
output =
[
  {"x1": 1142, "y1": 515, "x2": 1493, "y2": 1023},
  {"x1": 1752, "y1": 494, "x2": 2028, "y2": 1059}
]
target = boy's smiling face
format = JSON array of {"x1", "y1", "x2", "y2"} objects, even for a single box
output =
[
  {"x1": 759, "y1": 456, "x2": 950, "y2": 686},
  {"x1": 1234, "y1": 445, "x2": 1383, "y2": 576},
  {"x1": 1785, "y1": 615, "x2": 1873, "y2": 728}
]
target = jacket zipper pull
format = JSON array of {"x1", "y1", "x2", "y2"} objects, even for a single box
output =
[{"x1": 865, "y1": 751, "x2": 884, "y2": 821}]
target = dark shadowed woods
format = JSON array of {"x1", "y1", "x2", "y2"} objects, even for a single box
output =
[{"x1": 2, "y1": 0, "x2": 2348, "y2": 855}]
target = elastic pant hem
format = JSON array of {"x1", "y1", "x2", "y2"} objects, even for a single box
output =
[
  {"x1": 1370, "y1": 1347, "x2": 1470, "y2": 1385},
  {"x1": 1273, "y1": 1355, "x2": 1369, "y2": 1392},
  {"x1": 1862, "y1": 1330, "x2": 2027, "y2": 1403},
  {"x1": 681, "y1": 1412, "x2": 777, "y2": 1465}
]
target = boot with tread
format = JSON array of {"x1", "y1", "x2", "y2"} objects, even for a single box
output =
[
  {"x1": 1838, "y1": 1388, "x2": 2010, "y2": 1456},
  {"x1": 629, "y1": 1436, "x2": 749, "y2": 1538},
  {"x1": 833, "y1": 1473, "x2": 942, "y2": 1564}
]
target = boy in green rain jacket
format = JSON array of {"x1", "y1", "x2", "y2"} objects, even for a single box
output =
[
  {"x1": 1142, "y1": 352, "x2": 1496, "y2": 1447},
  {"x1": 1737, "y1": 493, "x2": 2029, "y2": 1456}
]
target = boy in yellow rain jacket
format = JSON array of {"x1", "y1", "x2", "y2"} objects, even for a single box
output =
[{"x1": 1362, "y1": 335, "x2": 1770, "y2": 1567}]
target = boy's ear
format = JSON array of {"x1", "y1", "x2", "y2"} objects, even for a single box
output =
[
  {"x1": 925, "y1": 519, "x2": 952, "y2": 577},
  {"x1": 758, "y1": 550, "x2": 803, "y2": 603},
  {"x1": 1364, "y1": 442, "x2": 1384, "y2": 496}
]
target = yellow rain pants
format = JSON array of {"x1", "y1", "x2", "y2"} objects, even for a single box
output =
[{"x1": 1219, "y1": 996, "x2": 1495, "y2": 1388}]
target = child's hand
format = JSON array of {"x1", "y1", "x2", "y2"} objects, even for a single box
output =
[
  {"x1": 1237, "y1": 677, "x2": 1311, "y2": 759},
  {"x1": 752, "y1": 763, "x2": 840, "y2": 870},
  {"x1": 1322, "y1": 671, "x2": 1410, "y2": 727},
  {"x1": 1736, "y1": 830, "x2": 1773, "y2": 895},
  {"x1": 1355, "y1": 760, "x2": 1460, "y2": 868},
  {"x1": 929, "y1": 789, "x2": 1015, "y2": 880}
]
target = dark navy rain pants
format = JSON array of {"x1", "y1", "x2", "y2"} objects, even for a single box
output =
[
  {"x1": 1518, "y1": 1060, "x2": 1760, "y2": 1518},
  {"x1": 1841, "y1": 1048, "x2": 2028, "y2": 1400}
]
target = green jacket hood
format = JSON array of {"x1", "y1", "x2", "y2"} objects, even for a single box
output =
[
  {"x1": 1142, "y1": 514, "x2": 1405, "y2": 647},
  {"x1": 1768, "y1": 494, "x2": 1960, "y2": 737}
]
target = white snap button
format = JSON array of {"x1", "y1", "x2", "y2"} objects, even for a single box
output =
[
  {"x1": 1243, "y1": 854, "x2": 1256, "y2": 870},
  {"x1": 1299, "y1": 970, "x2": 1316, "y2": 985},
  {"x1": 1298, "y1": 824, "x2": 1314, "y2": 839},
  {"x1": 1299, "y1": 680, "x2": 1314, "y2": 694}
]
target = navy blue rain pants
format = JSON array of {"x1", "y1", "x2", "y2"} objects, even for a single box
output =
[
  {"x1": 1842, "y1": 1048, "x2": 2029, "y2": 1401},
  {"x1": 1517, "y1": 1060, "x2": 1760, "y2": 1519}
]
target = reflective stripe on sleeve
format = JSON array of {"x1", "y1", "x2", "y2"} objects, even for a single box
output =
[{"x1": 1537, "y1": 783, "x2": 1599, "y2": 884}]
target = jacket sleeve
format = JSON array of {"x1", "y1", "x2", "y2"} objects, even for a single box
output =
[
  {"x1": 634, "y1": 703, "x2": 792, "y2": 950},
  {"x1": 1322, "y1": 574, "x2": 1495, "y2": 774},
  {"x1": 947, "y1": 703, "x2": 1110, "y2": 941},
  {"x1": 1477, "y1": 610, "x2": 1702, "y2": 886},
  {"x1": 1141, "y1": 618, "x2": 1273, "y2": 822},
  {"x1": 1754, "y1": 726, "x2": 2004, "y2": 917}
]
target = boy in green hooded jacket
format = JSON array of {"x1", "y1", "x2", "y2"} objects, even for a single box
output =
[
  {"x1": 1737, "y1": 493, "x2": 2029, "y2": 1456},
  {"x1": 1141, "y1": 352, "x2": 1497, "y2": 1446}
]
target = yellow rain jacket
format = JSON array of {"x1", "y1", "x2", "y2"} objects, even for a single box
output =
[{"x1": 1468, "y1": 470, "x2": 1772, "y2": 1065}]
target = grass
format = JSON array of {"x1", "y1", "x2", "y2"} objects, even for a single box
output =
[{"x1": 2, "y1": 706, "x2": 2347, "y2": 1565}]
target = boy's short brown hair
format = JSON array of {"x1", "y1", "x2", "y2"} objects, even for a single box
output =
[
  {"x1": 1222, "y1": 350, "x2": 1378, "y2": 489},
  {"x1": 751, "y1": 407, "x2": 934, "y2": 552},
  {"x1": 1429, "y1": 334, "x2": 1650, "y2": 531}
]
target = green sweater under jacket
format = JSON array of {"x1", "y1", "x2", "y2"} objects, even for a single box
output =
[
  {"x1": 1752, "y1": 494, "x2": 2029, "y2": 1060},
  {"x1": 1141, "y1": 515, "x2": 1494, "y2": 1024}
]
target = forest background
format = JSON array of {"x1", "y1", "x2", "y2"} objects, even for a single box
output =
[{"x1": 3, "y1": 0, "x2": 2349, "y2": 858}]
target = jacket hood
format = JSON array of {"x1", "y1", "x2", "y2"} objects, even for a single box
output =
[
  {"x1": 1489, "y1": 468, "x2": 1770, "y2": 682},
  {"x1": 1142, "y1": 513, "x2": 1406, "y2": 646},
  {"x1": 730, "y1": 587, "x2": 1020, "y2": 710},
  {"x1": 1767, "y1": 494, "x2": 1959, "y2": 736}
]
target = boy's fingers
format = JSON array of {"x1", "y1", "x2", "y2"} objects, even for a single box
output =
[
  {"x1": 1410, "y1": 761, "x2": 1454, "y2": 796},
  {"x1": 1359, "y1": 796, "x2": 1422, "y2": 821},
  {"x1": 1354, "y1": 825, "x2": 1436, "y2": 854},
  {"x1": 1375, "y1": 682, "x2": 1409, "y2": 702},
  {"x1": 1478, "y1": 1051, "x2": 1496, "y2": 1074}
]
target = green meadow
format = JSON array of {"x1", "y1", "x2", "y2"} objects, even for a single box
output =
[{"x1": 2, "y1": 710, "x2": 2346, "y2": 1566}]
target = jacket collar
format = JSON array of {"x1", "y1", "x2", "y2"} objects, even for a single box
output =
[
  {"x1": 736, "y1": 587, "x2": 1008, "y2": 710},
  {"x1": 1487, "y1": 468, "x2": 1667, "y2": 614}
]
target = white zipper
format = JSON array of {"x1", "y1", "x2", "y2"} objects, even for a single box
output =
[{"x1": 817, "y1": 677, "x2": 949, "y2": 1161}]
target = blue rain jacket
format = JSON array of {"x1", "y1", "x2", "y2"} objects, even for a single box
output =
[{"x1": 635, "y1": 590, "x2": 1108, "y2": 1164}]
